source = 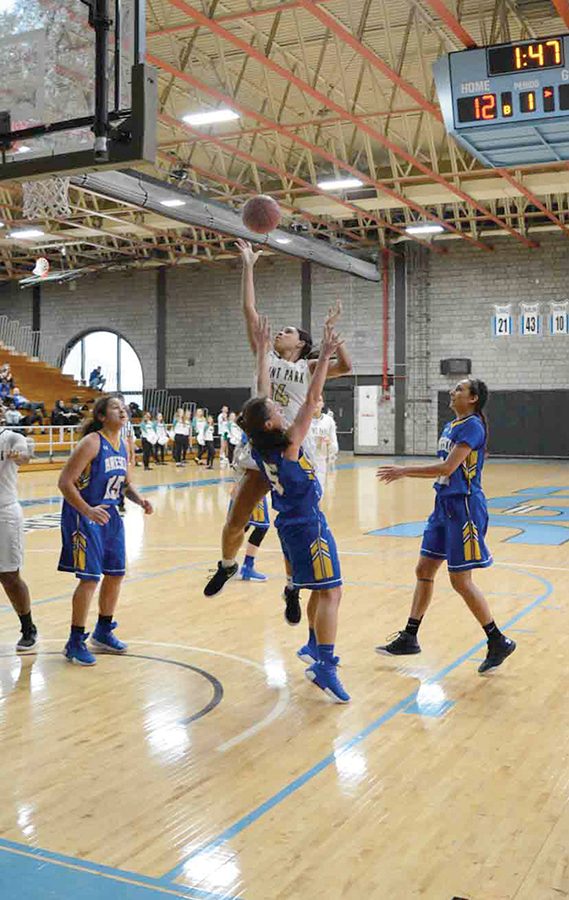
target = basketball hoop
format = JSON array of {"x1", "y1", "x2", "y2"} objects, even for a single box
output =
[{"x1": 22, "y1": 177, "x2": 71, "y2": 219}]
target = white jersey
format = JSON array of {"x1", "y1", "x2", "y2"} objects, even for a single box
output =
[
  {"x1": 217, "y1": 413, "x2": 228, "y2": 436},
  {"x1": 0, "y1": 429, "x2": 28, "y2": 510},
  {"x1": 310, "y1": 413, "x2": 338, "y2": 489},
  {"x1": 268, "y1": 350, "x2": 311, "y2": 426}
]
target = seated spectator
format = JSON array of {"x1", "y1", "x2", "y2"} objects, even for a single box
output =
[
  {"x1": 11, "y1": 387, "x2": 46, "y2": 417},
  {"x1": 51, "y1": 399, "x2": 80, "y2": 427},
  {"x1": 0, "y1": 364, "x2": 14, "y2": 391},
  {"x1": 4, "y1": 402, "x2": 22, "y2": 426},
  {"x1": 88, "y1": 366, "x2": 106, "y2": 390}
]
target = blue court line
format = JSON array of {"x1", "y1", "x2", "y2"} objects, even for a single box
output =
[
  {"x1": 161, "y1": 567, "x2": 553, "y2": 884},
  {"x1": 0, "y1": 838, "x2": 238, "y2": 900}
]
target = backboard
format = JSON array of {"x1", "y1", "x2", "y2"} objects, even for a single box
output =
[{"x1": 0, "y1": 0, "x2": 156, "y2": 180}]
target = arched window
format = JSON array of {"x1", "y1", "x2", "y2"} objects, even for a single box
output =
[{"x1": 62, "y1": 331, "x2": 143, "y2": 408}]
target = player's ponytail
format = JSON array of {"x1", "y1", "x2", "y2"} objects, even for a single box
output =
[
  {"x1": 297, "y1": 328, "x2": 313, "y2": 360},
  {"x1": 468, "y1": 379, "x2": 489, "y2": 449},
  {"x1": 238, "y1": 397, "x2": 291, "y2": 459},
  {"x1": 80, "y1": 396, "x2": 110, "y2": 437}
]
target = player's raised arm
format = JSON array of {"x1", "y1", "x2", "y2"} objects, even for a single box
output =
[
  {"x1": 253, "y1": 315, "x2": 272, "y2": 397},
  {"x1": 287, "y1": 323, "x2": 342, "y2": 453},
  {"x1": 236, "y1": 239, "x2": 264, "y2": 354}
]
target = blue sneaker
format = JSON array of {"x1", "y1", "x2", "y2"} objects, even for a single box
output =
[
  {"x1": 297, "y1": 643, "x2": 318, "y2": 665},
  {"x1": 90, "y1": 621, "x2": 128, "y2": 654},
  {"x1": 305, "y1": 658, "x2": 350, "y2": 703},
  {"x1": 64, "y1": 632, "x2": 96, "y2": 666},
  {"x1": 240, "y1": 565, "x2": 268, "y2": 582}
]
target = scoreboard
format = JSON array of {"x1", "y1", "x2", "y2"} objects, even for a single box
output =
[{"x1": 433, "y1": 35, "x2": 569, "y2": 167}]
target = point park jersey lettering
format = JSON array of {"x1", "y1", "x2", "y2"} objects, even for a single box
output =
[
  {"x1": 268, "y1": 349, "x2": 310, "y2": 426},
  {"x1": 251, "y1": 445, "x2": 321, "y2": 526},
  {"x1": 67, "y1": 432, "x2": 128, "y2": 509},
  {"x1": 435, "y1": 415, "x2": 486, "y2": 496}
]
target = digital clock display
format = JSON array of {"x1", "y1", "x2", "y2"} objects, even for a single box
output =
[{"x1": 488, "y1": 39, "x2": 563, "y2": 75}]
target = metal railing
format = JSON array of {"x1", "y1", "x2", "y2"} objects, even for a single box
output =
[{"x1": 0, "y1": 315, "x2": 64, "y2": 367}]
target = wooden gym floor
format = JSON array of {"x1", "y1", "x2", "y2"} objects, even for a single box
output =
[{"x1": 0, "y1": 455, "x2": 567, "y2": 900}]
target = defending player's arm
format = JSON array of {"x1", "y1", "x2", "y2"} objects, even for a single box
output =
[
  {"x1": 377, "y1": 444, "x2": 472, "y2": 483},
  {"x1": 308, "y1": 301, "x2": 353, "y2": 380},
  {"x1": 58, "y1": 434, "x2": 110, "y2": 524},
  {"x1": 124, "y1": 462, "x2": 153, "y2": 514},
  {"x1": 287, "y1": 323, "x2": 342, "y2": 453},
  {"x1": 236, "y1": 239, "x2": 264, "y2": 354},
  {"x1": 253, "y1": 315, "x2": 272, "y2": 397}
]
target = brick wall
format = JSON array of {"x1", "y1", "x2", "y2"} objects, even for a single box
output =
[
  {"x1": 40, "y1": 270, "x2": 157, "y2": 386},
  {"x1": 406, "y1": 234, "x2": 569, "y2": 453},
  {"x1": 0, "y1": 281, "x2": 33, "y2": 328}
]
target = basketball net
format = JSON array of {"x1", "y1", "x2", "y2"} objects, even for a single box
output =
[{"x1": 22, "y1": 177, "x2": 71, "y2": 219}]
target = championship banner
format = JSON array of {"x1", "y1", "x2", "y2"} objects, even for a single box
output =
[
  {"x1": 520, "y1": 302, "x2": 541, "y2": 336},
  {"x1": 550, "y1": 301, "x2": 569, "y2": 335},
  {"x1": 492, "y1": 304, "x2": 512, "y2": 337}
]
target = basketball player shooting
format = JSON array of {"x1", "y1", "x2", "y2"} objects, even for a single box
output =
[{"x1": 204, "y1": 239, "x2": 352, "y2": 620}]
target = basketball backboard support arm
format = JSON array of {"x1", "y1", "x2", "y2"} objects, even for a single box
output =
[{"x1": 0, "y1": 0, "x2": 156, "y2": 180}]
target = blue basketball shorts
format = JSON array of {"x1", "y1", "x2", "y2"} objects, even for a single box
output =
[
  {"x1": 421, "y1": 491, "x2": 493, "y2": 572},
  {"x1": 277, "y1": 510, "x2": 342, "y2": 591},
  {"x1": 228, "y1": 495, "x2": 270, "y2": 532},
  {"x1": 58, "y1": 504, "x2": 126, "y2": 582}
]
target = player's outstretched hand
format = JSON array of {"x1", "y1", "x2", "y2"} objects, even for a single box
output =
[
  {"x1": 324, "y1": 299, "x2": 342, "y2": 328},
  {"x1": 320, "y1": 321, "x2": 343, "y2": 359},
  {"x1": 253, "y1": 314, "x2": 272, "y2": 352},
  {"x1": 141, "y1": 499, "x2": 154, "y2": 515},
  {"x1": 235, "y1": 239, "x2": 263, "y2": 268},
  {"x1": 377, "y1": 465, "x2": 405, "y2": 483},
  {"x1": 88, "y1": 504, "x2": 110, "y2": 525}
]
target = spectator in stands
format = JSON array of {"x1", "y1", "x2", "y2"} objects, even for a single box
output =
[
  {"x1": 227, "y1": 411, "x2": 241, "y2": 466},
  {"x1": 88, "y1": 366, "x2": 106, "y2": 390},
  {"x1": 4, "y1": 403, "x2": 22, "y2": 427},
  {"x1": 139, "y1": 411, "x2": 158, "y2": 470},
  {"x1": 204, "y1": 415, "x2": 216, "y2": 469},
  {"x1": 51, "y1": 399, "x2": 80, "y2": 427},
  {"x1": 0, "y1": 364, "x2": 14, "y2": 391},
  {"x1": 155, "y1": 412, "x2": 169, "y2": 465},
  {"x1": 0, "y1": 380, "x2": 9, "y2": 402},
  {"x1": 11, "y1": 387, "x2": 47, "y2": 418}
]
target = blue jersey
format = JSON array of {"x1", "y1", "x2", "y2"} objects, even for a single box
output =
[
  {"x1": 251, "y1": 445, "x2": 321, "y2": 526},
  {"x1": 435, "y1": 415, "x2": 486, "y2": 496},
  {"x1": 66, "y1": 431, "x2": 128, "y2": 510}
]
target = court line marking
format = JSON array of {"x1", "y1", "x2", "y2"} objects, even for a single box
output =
[
  {"x1": 0, "y1": 839, "x2": 238, "y2": 900},
  {"x1": 127, "y1": 641, "x2": 290, "y2": 754},
  {"x1": 161, "y1": 567, "x2": 553, "y2": 884},
  {"x1": 0, "y1": 639, "x2": 290, "y2": 755}
]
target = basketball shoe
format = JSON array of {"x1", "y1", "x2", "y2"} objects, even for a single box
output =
[
  {"x1": 64, "y1": 632, "x2": 96, "y2": 666},
  {"x1": 204, "y1": 561, "x2": 239, "y2": 597},
  {"x1": 91, "y1": 621, "x2": 128, "y2": 653},
  {"x1": 375, "y1": 631, "x2": 421, "y2": 656},
  {"x1": 478, "y1": 635, "x2": 516, "y2": 674},
  {"x1": 305, "y1": 658, "x2": 350, "y2": 703},
  {"x1": 240, "y1": 564, "x2": 267, "y2": 581},
  {"x1": 16, "y1": 625, "x2": 38, "y2": 653},
  {"x1": 283, "y1": 586, "x2": 301, "y2": 625}
]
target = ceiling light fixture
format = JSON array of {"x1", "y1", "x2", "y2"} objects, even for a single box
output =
[
  {"x1": 9, "y1": 228, "x2": 45, "y2": 239},
  {"x1": 317, "y1": 177, "x2": 363, "y2": 190},
  {"x1": 275, "y1": 237, "x2": 292, "y2": 245},
  {"x1": 160, "y1": 198, "x2": 187, "y2": 208},
  {"x1": 182, "y1": 109, "x2": 240, "y2": 126},
  {"x1": 405, "y1": 223, "x2": 445, "y2": 235}
]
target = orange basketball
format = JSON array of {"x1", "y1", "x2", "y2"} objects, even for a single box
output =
[{"x1": 242, "y1": 195, "x2": 281, "y2": 234}]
